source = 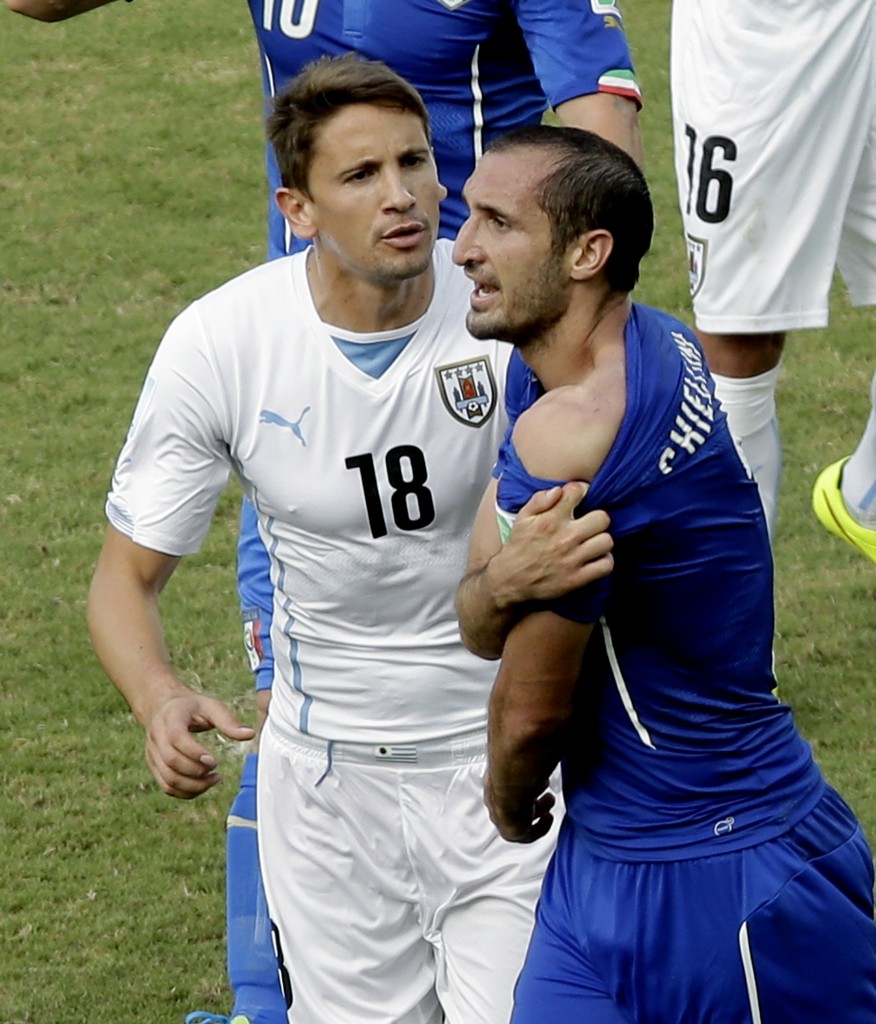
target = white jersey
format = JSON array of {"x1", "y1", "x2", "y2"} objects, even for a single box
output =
[{"x1": 107, "y1": 240, "x2": 510, "y2": 744}]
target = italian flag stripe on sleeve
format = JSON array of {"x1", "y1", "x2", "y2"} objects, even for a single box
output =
[{"x1": 598, "y1": 69, "x2": 642, "y2": 105}]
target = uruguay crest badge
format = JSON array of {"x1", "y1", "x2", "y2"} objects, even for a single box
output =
[
  {"x1": 435, "y1": 356, "x2": 498, "y2": 428},
  {"x1": 686, "y1": 233, "x2": 707, "y2": 298}
]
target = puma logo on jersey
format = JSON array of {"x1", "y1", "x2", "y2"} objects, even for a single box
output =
[{"x1": 260, "y1": 407, "x2": 311, "y2": 446}]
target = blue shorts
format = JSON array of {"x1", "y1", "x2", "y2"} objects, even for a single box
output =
[{"x1": 512, "y1": 787, "x2": 876, "y2": 1024}]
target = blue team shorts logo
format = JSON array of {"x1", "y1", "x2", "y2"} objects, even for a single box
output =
[{"x1": 434, "y1": 356, "x2": 498, "y2": 428}]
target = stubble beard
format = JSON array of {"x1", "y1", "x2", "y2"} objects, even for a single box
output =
[{"x1": 466, "y1": 257, "x2": 569, "y2": 351}]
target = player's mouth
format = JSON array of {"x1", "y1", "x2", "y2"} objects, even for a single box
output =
[
  {"x1": 382, "y1": 222, "x2": 428, "y2": 249},
  {"x1": 469, "y1": 278, "x2": 500, "y2": 311}
]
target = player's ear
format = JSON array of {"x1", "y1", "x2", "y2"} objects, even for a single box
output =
[
  {"x1": 276, "y1": 187, "x2": 318, "y2": 241},
  {"x1": 568, "y1": 229, "x2": 613, "y2": 281}
]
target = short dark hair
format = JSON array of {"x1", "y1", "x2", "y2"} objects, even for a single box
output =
[
  {"x1": 268, "y1": 53, "x2": 432, "y2": 192},
  {"x1": 486, "y1": 125, "x2": 653, "y2": 293}
]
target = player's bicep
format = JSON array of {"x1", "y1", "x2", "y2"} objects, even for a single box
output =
[{"x1": 94, "y1": 524, "x2": 181, "y2": 596}]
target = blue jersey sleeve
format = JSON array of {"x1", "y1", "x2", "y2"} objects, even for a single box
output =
[
  {"x1": 237, "y1": 497, "x2": 275, "y2": 691},
  {"x1": 511, "y1": 0, "x2": 641, "y2": 109}
]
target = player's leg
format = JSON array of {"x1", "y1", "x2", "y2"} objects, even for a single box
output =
[
  {"x1": 740, "y1": 788, "x2": 876, "y2": 1022},
  {"x1": 671, "y1": 0, "x2": 872, "y2": 536},
  {"x1": 427, "y1": 765, "x2": 560, "y2": 1024},
  {"x1": 835, "y1": 372, "x2": 876, "y2": 530},
  {"x1": 701, "y1": 334, "x2": 784, "y2": 539},
  {"x1": 813, "y1": 64, "x2": 876, "y2": 560},
  {"x1": 813, "y1": 370, "x2": 876, "y2": 563},
  {"x1": 226, "y1": 499, "x2": 286, "y2": 1024},
  {"x1": 257, "y1": 727, "x2": 443, "y2": 1024},
  {"x1": 506, "y1": 822, "x2": 633, "y2": 1024}
]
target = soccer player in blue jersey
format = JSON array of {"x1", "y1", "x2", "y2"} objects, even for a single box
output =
[
  {"x1": 455, "y1": 125, "x2": 876, "y2": 1023},
  {"x1": 9, "y1": 4, "x2": 640, "y2": 1021}
]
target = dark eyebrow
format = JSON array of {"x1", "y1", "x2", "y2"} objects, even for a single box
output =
[
  {"x1": 471, "y1": 199, "x2": 511, "y2": 222},
  {"x1": 340, "y1": 145, "x2": 431, "y2": 177}
]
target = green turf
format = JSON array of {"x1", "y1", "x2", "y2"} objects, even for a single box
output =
[{"x1": 1, "y1": 1, "x2": 874, "y2": 1020}]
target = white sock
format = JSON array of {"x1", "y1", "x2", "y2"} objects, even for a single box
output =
[
  {"x1": 712, "y1": 365, "x2": 782, "y2": 539},
  {"x1": 840, "y1": 369, "x2": 876, "y2": 528}
]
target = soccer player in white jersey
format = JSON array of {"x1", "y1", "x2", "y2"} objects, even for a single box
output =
[
  {"x1": 671, "y1": 0, "x2": 876, "y2": 558},
  {"x1": 87, "y1": 56, "x2": 613, "y2": 1024}
]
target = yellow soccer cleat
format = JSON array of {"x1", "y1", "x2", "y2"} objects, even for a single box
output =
[{"x1": 812, "y1": 457, "x2": 876, "y2": 565}]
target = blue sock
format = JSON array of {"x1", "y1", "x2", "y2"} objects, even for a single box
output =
[{"x1": 226, "y1": 753, "x2": 288, "y2": 1024}]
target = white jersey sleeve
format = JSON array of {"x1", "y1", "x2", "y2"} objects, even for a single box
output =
[{"x1": 106, "y1": 303, "x2": 233, "y2": 556}]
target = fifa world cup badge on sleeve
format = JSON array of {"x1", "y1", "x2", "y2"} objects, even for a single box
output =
[
  {"x1": 241, "y1": 608, "x2": 265, "y2": 672},
  {"x1": 591, "y1": 0, "x2": 622, "y2": 21},
  {"x1": 495, "y1": 503, "x2": 518, "y2": 545}
]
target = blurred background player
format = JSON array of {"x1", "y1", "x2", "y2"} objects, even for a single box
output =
[
  {"x1": 455, "y1": 123, "x2": 876, "y2": 1023},
  {"x1": 670, "y1": 0, "x2": 876, "y2": 554},
  {"x1": 8, "y1": 1, "x2": 640, "y2": 1020}
]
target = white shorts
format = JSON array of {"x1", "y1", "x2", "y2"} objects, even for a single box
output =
[
  {"x1": 257, "y1": 720, "x2": 558, "y2": 1024},
  {"x1": 671, "y1": 0, "x2": 876, "y2": 332}
]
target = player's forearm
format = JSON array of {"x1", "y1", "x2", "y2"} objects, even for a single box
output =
[
  {"x1": 486, "y1": 696, "x2": 566, "y2": 841},
  {"x1": 87, "y1": 540, "x2": 187, "y2": 728},
  {"x1": 455, "y1": 557, "x2": 528, "y2": 661},
  {"x1": 555, "y1": 93, "x2": 644, "y2": 169},
  {"x1": 486, "y1": 611, "x2": 591, "y2": 835}
]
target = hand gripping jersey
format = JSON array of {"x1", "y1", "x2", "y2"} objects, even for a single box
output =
[
  {"x1": 245, "y1": 0, "x2": 641, "y2": 256},
  {"x1": 496, "y1": 304, "x2": 824, "y2": 860},
  {"x1": 107, "y1": 241, "x2": 510, "y2": 743}
]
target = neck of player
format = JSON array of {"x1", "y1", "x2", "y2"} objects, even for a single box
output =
[
  {"x1": 306, "y1": 245, "x2": 436, "y2": 333},
  {"x1": 524, "y1": 292, "x2": 631, "y2": 391}
]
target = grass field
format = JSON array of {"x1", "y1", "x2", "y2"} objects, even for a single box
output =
[{"x1": 1, "y1": 1, "x2": 874, "y2": 1021}]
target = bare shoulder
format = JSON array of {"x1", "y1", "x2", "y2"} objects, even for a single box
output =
[{"x1": 513, "y1": 361, "x2": 626, "y2": 483}]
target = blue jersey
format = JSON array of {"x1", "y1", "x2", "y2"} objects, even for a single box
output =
[
  {"x1": 245, "y1": 0, "x2": 640, "y2": 256},
  {"x1": 496, "y1": 304, "x2": 824, "y2": 861}
]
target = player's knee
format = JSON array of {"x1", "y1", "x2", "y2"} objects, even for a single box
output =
[{"x1": 696, "y1": 330, "x2": 785, "y2": 378}]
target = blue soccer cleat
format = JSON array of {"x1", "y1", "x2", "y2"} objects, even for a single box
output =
[{"x1": 812, "y1": 458, "x2": 876, "y2": 564}]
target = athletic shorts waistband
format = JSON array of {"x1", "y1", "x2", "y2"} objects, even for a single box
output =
[{"x1": 266, "y1": 719, "x2": 487, "y2": 768}]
